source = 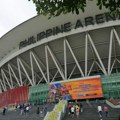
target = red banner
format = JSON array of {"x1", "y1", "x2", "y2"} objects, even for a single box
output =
[{"x1": 0, "y1": 86, "x2": 29, "y2": 108}]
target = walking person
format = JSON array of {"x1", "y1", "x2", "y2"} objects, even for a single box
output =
[
  {"x1": 36, "y1": 106, "x2": 40, "y2": 114},
  {"x1": 68, "y1": 103, "x2": 72, "y2": 115},
  {"x1": 97, "y1": 105, "x2": 103, "y2": 119},
  {"x1": 80, "y1": 103, "x2": 83, "y2": 112},
  {"x1": 20, "y1": 107, "x2": 24, "y2": 115},
  {"x1": 75, "y1": 104, "x2": 80, "y2": 118},
  {"x1": 71, "y1": 105, "x2": 75, "y2": 118},
  {"x1": 40, "y1": 107, "x2": 43, "y2": 117},
  {"x1": 26, "y1": 106, "x2": 29, "y2": 114},
  {"x1": 103, "y1": 105, "x2": 109, "y2": 117},
  {"x1": 43, "y1": 106, "x2": 47, "y2": 118},
  {"x1": 2, "y1": 107, "x2": 6, "y2": 115},
  {"x1": 20, "y1": 104, "x2": 24, "y2": 115}
]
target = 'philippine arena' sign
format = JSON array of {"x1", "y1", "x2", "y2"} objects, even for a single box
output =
[
  {"x1": 49, "y1": 76, "x2": 103, "y2": 100},
  {"x1": 19, "y1": 12, "x2": 120, "y2": 49}
]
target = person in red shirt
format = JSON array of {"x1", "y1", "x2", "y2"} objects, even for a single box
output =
[{"x1": 68, "y1": 104, "x2": 72, "y2": 115}]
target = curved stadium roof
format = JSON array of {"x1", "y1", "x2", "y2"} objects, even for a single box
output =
[{"x1": 0, "y1": 1, "x2": 120, "y2": 92}]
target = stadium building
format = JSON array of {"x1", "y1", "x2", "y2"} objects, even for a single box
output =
[{"x1": 0, "y1": 1, "x2": 120, "y2": 107}]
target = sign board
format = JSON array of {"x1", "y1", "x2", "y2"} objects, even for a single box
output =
[{"x1": 49, "y1": 76, "x2": 103, "y2": 101}]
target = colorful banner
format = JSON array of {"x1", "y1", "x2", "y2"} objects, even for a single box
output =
[{"x1": 49, "y1": 77, "x2": 103, "y2": 101}]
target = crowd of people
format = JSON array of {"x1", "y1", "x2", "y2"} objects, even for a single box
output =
[
  {"x1": 67, "y1": 103, "x2": 83, "y2": 118},
  {"x1": 17, "y1": 103, "x2": 31, "y2": 115},
  {"x1": 67, "y1": 101, "x2": 110, "y2": 120},
  {"x1": 2, "y1": 102, "x2": 48, "y2": 119},
  {"x1": 2, "y1": 103, "x2": 32, "y2": 116},
  {"x1": 2, "y1": 99, "x2": 119, "y2": 120}
]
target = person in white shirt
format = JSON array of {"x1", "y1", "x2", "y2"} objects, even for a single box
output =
[
  {"x1": 26, "y1": 106, "x2": 29, "y2": 113},
  {"x1": 71, "y1": 106, "x2": 75, "y2": 118},
  {"x1": 97, "y1": 105, "x2": 103, "y2": 118}
]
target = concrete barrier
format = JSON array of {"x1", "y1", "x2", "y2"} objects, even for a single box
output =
[{"x1": 106, "y1": 100, "x2": 120, "y2": 108}]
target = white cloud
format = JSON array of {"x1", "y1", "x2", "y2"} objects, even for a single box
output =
[{"x1": 0, "y1": 0, "x2": 37, "y2": 37}]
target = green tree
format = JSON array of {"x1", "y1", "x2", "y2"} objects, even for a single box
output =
[{"x1": 28, "y1": 0, "x2": 120, "y2": 18}]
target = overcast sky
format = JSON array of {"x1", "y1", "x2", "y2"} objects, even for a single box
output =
[{"x1": 0, "y1": 0, "x2": 37, "y2": 38}]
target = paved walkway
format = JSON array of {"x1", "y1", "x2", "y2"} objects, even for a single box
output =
[
  {"x1": 0, "y1": 100, "x2": 120, "y2": 120},
  {"x1": 0, "y1": 103, "x2": 54, "y2": 120}
]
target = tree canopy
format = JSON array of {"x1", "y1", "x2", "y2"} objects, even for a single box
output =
[{"x1": 28, "y1": 0, "x2": 120, "y2": 18}]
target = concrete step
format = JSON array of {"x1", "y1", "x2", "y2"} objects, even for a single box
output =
[{"x1": 63, "y1": 101, "x2": 120, "y2": 120}]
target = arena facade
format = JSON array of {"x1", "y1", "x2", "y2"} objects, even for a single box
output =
[{"x1": 0, "y1": 1, "x2": 120, "y2": 106}]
